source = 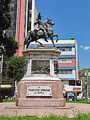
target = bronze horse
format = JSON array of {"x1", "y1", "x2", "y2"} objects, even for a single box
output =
[{"x1": 24, "y1": 19, "x2": 59, "y2": 48}]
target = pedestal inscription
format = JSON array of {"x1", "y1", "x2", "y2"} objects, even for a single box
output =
[{"x1": 26, "y1": 85, "x2": 52, "y2": 96}]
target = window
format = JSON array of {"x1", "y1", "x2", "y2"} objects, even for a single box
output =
[
  {"x1": 65, "y1": 47, "x2": 68, "y2": 51},
  {"x1": 10, "y1": 5, "x2": 14, "y2": 11},
  {"x1": 58, "y1": 47, "x2": 72, "y2": 51},
  {"x1": 8, "y1": 31, "x2": 15, "y2": 37},
  {"x1": 62, "y1": 48, "x2": 65, "y2": 51},
  {"x1": 14, "y1": 3, "x2": 17, "y2": 10},
  {"x1": 29, "y1": 10, "x2": 32, "y2": 15},
  {"x1": 68, "y1": 59, "x2": 72, "y2": 63},
  {"x1": 69, "y1": 47, "x2": 72, "y2": 51},
  {"x1": 14, "y1": 12, "x2": 16, "y2": 18},
  {"x1": 58, "y1": 59, "x2": 72, "y2": 63},
  {"x1": 69, "y1": 80, "x2": 75, "y2": 86},
  {"x1": 59, "y1": 70, "x2": 72, "y2": 74}
]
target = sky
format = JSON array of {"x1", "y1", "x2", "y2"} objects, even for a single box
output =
[{"x1": 35, "y1": 0, "x2": 90, "y2": 70}]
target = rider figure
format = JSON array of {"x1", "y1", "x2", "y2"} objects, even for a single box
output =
[{"x1": 34, "y1": 13, "x2": 48, "y2": 39}]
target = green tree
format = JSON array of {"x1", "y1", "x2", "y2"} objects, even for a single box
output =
[
  {"x1": 7, "y1": 56, "x2": 24, "y2": 82},
  {"x1": 0, "y1": 0, "x2": 11, "y2": 32},
  {"x1": 0, "y1": 0, "x2": 20, "y2": 82},
  {"x1": 0, "y1": 0, "x2": 19, "y2": 57},
  {"x1": 7, "y1": 56, "x2": 24, "y2": 97},
  {"x1": 4, "y1": 37, "x2": 19, "y2": 57}
]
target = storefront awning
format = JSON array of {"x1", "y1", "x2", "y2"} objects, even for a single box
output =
[{"x1": 68, "y1": 93, "x2": 74, "y2": 96}]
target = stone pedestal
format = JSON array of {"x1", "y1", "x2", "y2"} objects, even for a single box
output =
[{"x1": 16, "y1": 47, "x2": 65, "y2": 107}]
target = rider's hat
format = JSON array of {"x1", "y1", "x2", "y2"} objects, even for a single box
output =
[{"x1": 38, "y1": 13, "x2": 43, "y2": 19}]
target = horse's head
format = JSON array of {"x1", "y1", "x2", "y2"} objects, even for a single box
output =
[{"x1": 47, "y1": 18, "x2": 55, "y2": 26}]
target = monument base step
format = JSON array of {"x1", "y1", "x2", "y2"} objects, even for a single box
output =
[{"x1": 16, "y1": 98, "x2": 65, "y2": 107}]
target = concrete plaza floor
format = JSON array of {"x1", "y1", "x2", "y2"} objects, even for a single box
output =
[{"x1": 0, "y1": 102, "x2": 90, "y2": 118}]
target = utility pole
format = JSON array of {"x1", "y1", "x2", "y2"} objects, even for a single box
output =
[
  {"x1": 31, "y1": 0, "x2": 35, "y2": 31},
  {"x1": 86, "y1": 70, "x2": 89, "y2": 101}
]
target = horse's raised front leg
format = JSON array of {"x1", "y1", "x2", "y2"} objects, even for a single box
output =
[
  {"x1": 52, "y1": 34, "x2": 59, "y2": 42},
  {"x1": 50, "y1": 36, "x2": 55, "y2": 47}
]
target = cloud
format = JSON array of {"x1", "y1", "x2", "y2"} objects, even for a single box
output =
[
  {"x1": 80, "y1": 46, "x2": 84, "y2": 48},
  {"x1": 80, "y1": 46, "x2": 90, "y2": 51},
  {"x1": 84, "y1": 46, "x2": 90, "y2": 50}
]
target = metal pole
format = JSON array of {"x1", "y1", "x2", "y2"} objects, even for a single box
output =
[
  {"x1": 25, "y1": 0, "x2": 28, "y2": 37},
  {"x1": 86, "y1": 70, "x2": 89, "y2": 101},
  {"x1": 31, "y1": 0, "x2": 35, "y2": 31},
  {"x1": 24, "y1": 0, "x2": 28, "y2": 49}
]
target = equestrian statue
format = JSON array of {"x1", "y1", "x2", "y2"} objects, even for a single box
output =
[{"x1": 24, "y1": 13, "x2": 59, "y2": 48}]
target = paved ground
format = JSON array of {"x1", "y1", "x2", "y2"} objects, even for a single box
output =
[{"x1": 0, "y1": 102, "x2": 90, "y2": 118}]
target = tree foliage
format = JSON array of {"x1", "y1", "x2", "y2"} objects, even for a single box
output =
[
  {"x1": 0, "y1": 0, "x2": 11, "y2": 31},
  {"x1": 7, "y1": 56, "x2": 24, "y2": 82},
  {"x1": 0, "y1": 0, "x2": 11, "y2": 44},
  {"x1": 0, "y1": 0, "x2": 19, "y2": 57},
  {"x1": 4, "y1": 37, "x2": 19, "y2": 57}
]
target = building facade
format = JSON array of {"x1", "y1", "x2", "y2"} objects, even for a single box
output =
[
  {"x1": 6, "y1": 0, "x2": 17, "y2": 39},
  {"x1": 16, "y1": 0, "x2": 38, "y2": 56}
]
